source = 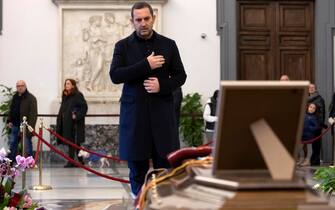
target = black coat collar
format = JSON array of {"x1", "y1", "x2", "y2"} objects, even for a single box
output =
[
  {"x1": 129, "y1": 30, "x2": 160, "y2": 43},
  {"x1": 14, "y1": 90, "x2": 29, "y2": 99}
]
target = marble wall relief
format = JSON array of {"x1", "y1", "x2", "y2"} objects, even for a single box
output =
[{"x1": 59, "y1": 5, "x2": 161, "y2": 101}]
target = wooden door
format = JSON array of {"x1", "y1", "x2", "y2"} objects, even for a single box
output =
[{"x1": 237, "y1": 0, "x2": 314, "y2": 81}]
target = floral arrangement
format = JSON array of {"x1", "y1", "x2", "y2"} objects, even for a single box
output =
[
  {"x1": 313, "y1": 166, "x2": 335, "y2": 195},
  {"x1": 0, "y1": 148, "x2": 41, "y2": 209}
]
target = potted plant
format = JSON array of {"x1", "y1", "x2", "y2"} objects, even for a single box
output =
[
  {"x1": 313, "y1": 166, "x2": 335, "y2": 195},
  {"x1": 180, "y1": 93, "x2": 204, "y2": 147}
]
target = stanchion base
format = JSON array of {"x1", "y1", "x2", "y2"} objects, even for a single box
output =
[{"x1": 30, "y1": 185, "x2": 53, "y2": 190}]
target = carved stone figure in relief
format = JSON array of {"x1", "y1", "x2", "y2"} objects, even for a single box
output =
[
  {"x1": 119, "y1": 14, "x2": 133, "y2": 37},
  {"x1": 82, "y1": 15, "x2": 107, "y2": 92},
  {"x1": 101, "y1": 13, "x2": 122, "y2": 92},
  {"x1": 68, "y1": 12, "x2": 138, "y2": 95}
]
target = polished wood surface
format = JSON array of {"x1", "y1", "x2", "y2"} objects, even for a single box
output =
[
  {"x1": 143, "y1": 168, "x2": 334, "y2": 210},
  {"x1": 221, "y1": 190, "x2": 330, "y2": 210},
  {"x1": 237, "y1": 0, "x2": 314, "y2": 81},
  {"x1": 145, "y1": 183, "x2": 333, "y2": 210}
]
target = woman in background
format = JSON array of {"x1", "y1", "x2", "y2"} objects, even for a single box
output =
[{"x1": 57, "y1": 79, "x2": 88, "y2": 167}]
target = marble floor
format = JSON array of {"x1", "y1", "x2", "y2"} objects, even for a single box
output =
[
  {"x1": 13, "y1": 165, "x2": 133, "y2": 210},
  {"x1": 11, "y1": 162, "x2": 326, "y2": 210}
]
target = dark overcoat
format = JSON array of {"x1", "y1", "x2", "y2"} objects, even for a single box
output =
[
  {"x1": 302, "y1": 113, "x2": 322, "y2": 142},
  {"x1": 329, "y1": 93, "x2": 335, "y2": 118},
  {"x1": 7, "y1": 90, "x2": 38, "y2": 138},
  {"x1": 110, "y1": 31, "x2": 187, "y2": 161},
  {"x1": 56, "y1": 91, "x2": 88, "y2": 145},
  {"x1": 308, "y1": 92, "x2": 325, "y2": 126}
]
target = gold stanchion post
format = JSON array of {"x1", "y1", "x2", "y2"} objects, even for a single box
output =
[
  {"x1": 30, "y1": 118, "x2": 52, "y2": 190},
  {"x1": 21, "y1": 116, "x2": 27, "y2": 189}
]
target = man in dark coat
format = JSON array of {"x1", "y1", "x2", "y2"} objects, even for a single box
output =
[
  {"x1": 110, "y1": 2, "x2": 187, "y2": 196},
  {"x1": 7, "y1": 80, "x2": 37, "y2": 163},
  {"x1": 307, "y1": 83, "x2": 325, "y2": 166},
  {"x1": 173, "y1": 87, "x2": 183, "y2": 127}
]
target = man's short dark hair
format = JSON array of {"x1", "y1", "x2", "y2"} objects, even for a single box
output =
[{"x1": 131, "y1": 2, "x2": 154, "y2": 18}]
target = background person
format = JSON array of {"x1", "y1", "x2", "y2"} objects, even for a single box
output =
[
  {"x1": 300, "y1": 103, "x2": 321, "y2": 166},
  {"x1": 7, "y1": 80, "x2": 37, "y2": 163},
  {"x1": 279, "y1": 74, "x2": 290, "y2": 81},
  {"x1": 307, "y1": 83, "x2": 325, "y2": 166},
  {"x1": 203, "y1": 90, "x2": 219, "y2": 142},
  {"x1": 56, "y1": 79, "x2": 88, "y2": 168}
]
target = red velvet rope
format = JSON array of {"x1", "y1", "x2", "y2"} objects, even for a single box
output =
[
  {"x1": 45, "y1": 127, "x2": 122, "y2": 162},
  {"x1": 30, "y1": 129, "x2": 130, "y2": 184},
  {"x1": 34, "y1": 127, "x2": 42, "y2": 162},
  {"x1": 200, "y1": 141, "x2": 213, "y2": 147},
  {"x1": 201, "y1": 126, "x2": 332, "y2": 146},
  {"x1": 300, "y1": 126, "x2": 331, "y2": 144}
]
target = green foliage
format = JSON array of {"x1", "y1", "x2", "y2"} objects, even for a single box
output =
[
  {"x1": 313, "y1": 166, "x2": 335, "y2": 195},
  {"x1": 3, "y1": 177, "x2": 13, "y2": 194},
  {"x1": 0, "y1": 84, "x2": 15, "y2": 136},
  {"x1": 180, "y1": 93, "x2": 204, "y2": 147}
]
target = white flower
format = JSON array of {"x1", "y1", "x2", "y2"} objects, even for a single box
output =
[
  {"x1": 0, "y1": 147, "x2": 8, "y2": 161},
  {"x1": 3, "y1": 207, "x2": 17, "y2": 210},
  {"x1": 313, "y1": 183, "x2": 320, "y2": 189}
]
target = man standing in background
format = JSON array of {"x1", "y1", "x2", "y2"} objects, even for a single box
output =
[{"x1": 7, "y1": 80, "x2": 37, "y2": 163}]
